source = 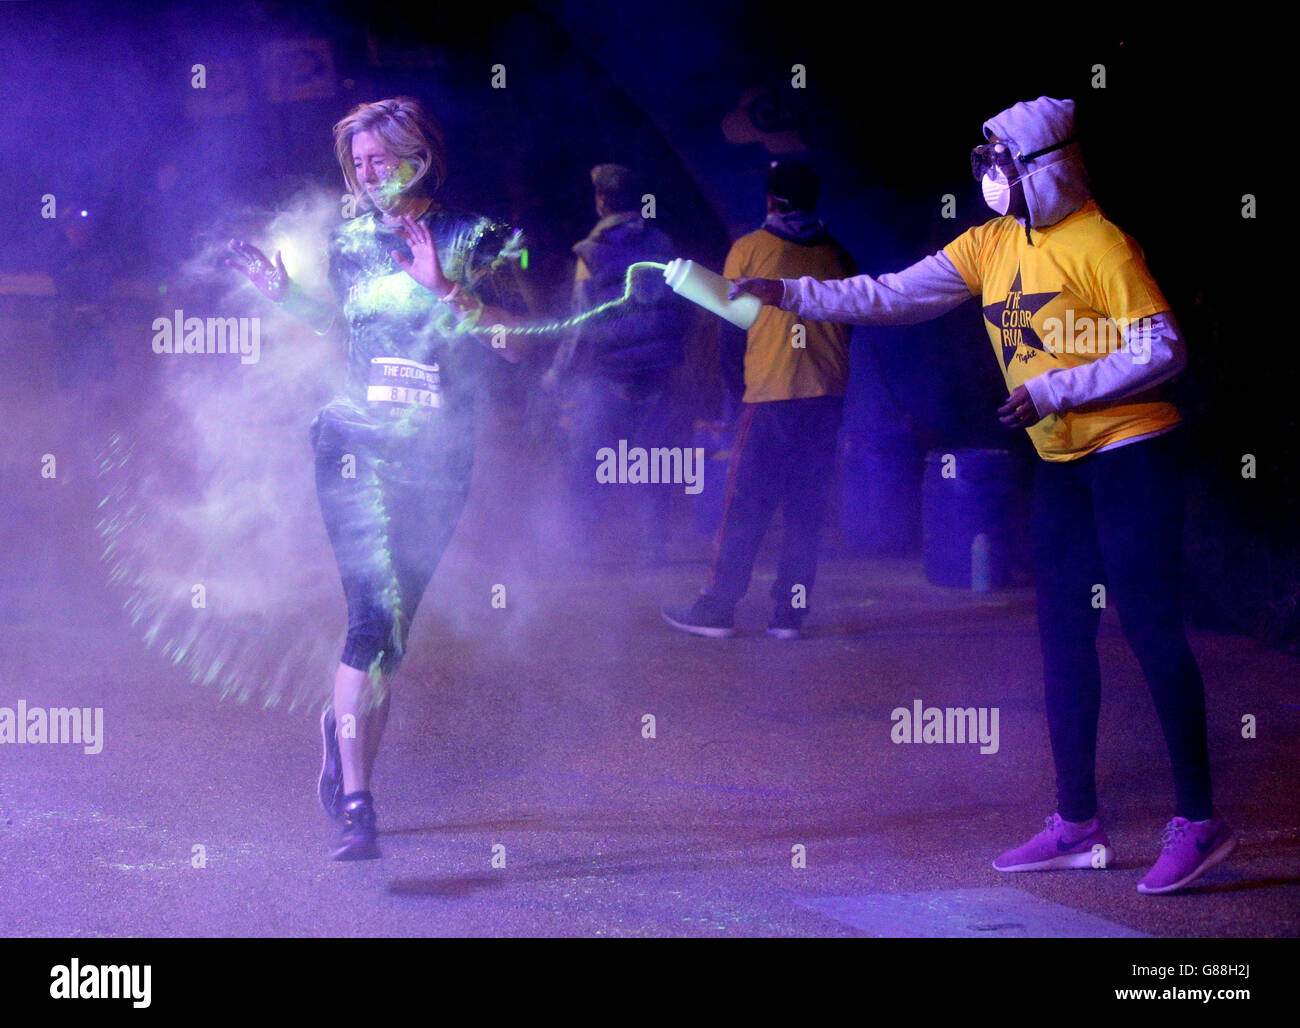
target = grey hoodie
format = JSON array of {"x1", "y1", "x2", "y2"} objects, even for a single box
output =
[{"x1": 982, "y1": 96, "x2": 1090, "y2": 236}]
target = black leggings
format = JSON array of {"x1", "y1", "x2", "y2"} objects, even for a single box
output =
[
  {"x1": 1031, "y1": 427, "x2": 1213, "y2": 822},
  {"x1": 311, "y1": 405, "x2": 470, "y2": 676}
]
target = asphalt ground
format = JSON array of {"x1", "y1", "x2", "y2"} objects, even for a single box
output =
[{"x1": 2, "y1": 396, "x2": 1297, "y2": 940}]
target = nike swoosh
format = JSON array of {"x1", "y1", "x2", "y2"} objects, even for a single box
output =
[
  {"x1": 1057, "y1": 832, "x2": 1092, "y2": 852},
  {"x1": 1195, "y1": 827, "x2": 1223, "y2": 853}
]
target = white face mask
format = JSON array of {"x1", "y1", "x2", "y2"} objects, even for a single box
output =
[
  {"x1": 980, "y1": 156, "x2": 1076, "y2": 216},
  {"x1": 981, "y1": 170, "x2": 1011, "y2": 215}
]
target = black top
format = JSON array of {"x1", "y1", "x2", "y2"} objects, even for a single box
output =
[{"x1": 317, "y1": 202, "x2": 525, "y2": 479}]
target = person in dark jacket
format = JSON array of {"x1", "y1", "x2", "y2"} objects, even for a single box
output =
[{"x1": 545, "y1": 164, "x2": 688, "y2": 566}]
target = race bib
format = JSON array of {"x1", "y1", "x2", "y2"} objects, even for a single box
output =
[{"x1": 366, "y1": 356, "x2": 441, "y2": 408}]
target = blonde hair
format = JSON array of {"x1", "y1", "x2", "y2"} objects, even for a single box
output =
[{"x1": 333, "y1": 97, "x2": 447, "y2": 212}]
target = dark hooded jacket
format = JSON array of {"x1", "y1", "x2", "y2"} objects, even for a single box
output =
[{"x1": 558, "y1": 212, "x2": 688, "y2": 380}]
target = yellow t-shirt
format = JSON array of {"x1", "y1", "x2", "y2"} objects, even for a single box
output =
[
  {"x1": 943, "y1": 200, "x2": 1180, "y2": 462},
  {"x1": 725, "y1": 229, "x2": 853, "y2": 403}
]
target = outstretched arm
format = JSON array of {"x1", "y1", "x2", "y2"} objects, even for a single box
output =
[
  {"x1": 226, "y1": 239, "x2": 337, "y2": 335},
  {"x1": 729, "y1": 251, "x2": 975, "y2": 326}
]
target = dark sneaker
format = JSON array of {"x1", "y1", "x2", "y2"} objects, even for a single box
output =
[
  {"x1": 318, "y1": 706, "x2": 344, "y2": 821},
  {"x1": 993, "y1": 813, "x2": 1115, "y2": 872},
  {"x1": 767, "y1": 605, "x2": 804, "y2": 639},
  {"x1": 331, "y1": 792, "x2": 381, "y2": 861},
  {"x1": 1137, "y1": 816, "x2": 1236, "y2": 895},
  {"x1": 661, "y1": 596, "x2": 736, "y2": 638}
]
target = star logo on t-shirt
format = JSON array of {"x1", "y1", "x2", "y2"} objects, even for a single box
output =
[{"x1": 983, "y1": 266, "x2": 1059, "y2": 370}]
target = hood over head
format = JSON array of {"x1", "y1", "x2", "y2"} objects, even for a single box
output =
[
  {"x1": 983, "y1": 96, "x2": 1090, "y2": 231},
  {"x1": 763, "y1": 208, "x2": 829, "y2": 245}
]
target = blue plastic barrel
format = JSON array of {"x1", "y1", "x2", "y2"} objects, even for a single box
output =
[{"x1": 922, "y1": 449, "x2": 1012, "y2": 589}]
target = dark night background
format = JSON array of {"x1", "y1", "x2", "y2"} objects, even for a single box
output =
[{"x1": 0, "y1": 2, "x2": 1289, "y2": 648}]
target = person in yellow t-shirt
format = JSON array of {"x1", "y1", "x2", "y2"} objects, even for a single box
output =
[
  {"x1": 662, "y1": 160, "x2": 855, "y2": 640},
  {"x1": 727, "y1": 97, "x2": 1233, "y2": 896}
]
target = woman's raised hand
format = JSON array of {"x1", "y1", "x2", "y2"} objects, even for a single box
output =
[
  {"x1": 392, "y1": 214, "x2": 450, "y2": 295},
  {"x1": 225, "y1": 239, "x2": 289, "y2": 301}
]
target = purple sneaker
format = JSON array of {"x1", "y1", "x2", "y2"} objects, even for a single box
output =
[
  {"x1": 1136, "y1": 817, "x2": 1236, "y2": 895},
  {"x1": 993, "y1": 813, "x2": 1115, "y2": 872}
]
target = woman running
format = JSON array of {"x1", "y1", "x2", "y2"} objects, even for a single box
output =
[{"x1": 228, "y1": 96, "x2": 529, "y2": 860}]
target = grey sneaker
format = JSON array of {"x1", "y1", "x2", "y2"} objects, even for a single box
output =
[
  {"x1": 661, "y1": 596, "x2": 736, "y2": 638},
  {"x1": 767, "y1": 604, "x2": 804, "y2": 639}
]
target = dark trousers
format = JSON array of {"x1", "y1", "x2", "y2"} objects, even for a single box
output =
[
  {"x1": 1031, "y1": 427, "x2": 1213, "y2": 822},
  {"x1": 705, "y1": 396, "x2": 843, "y2": 615}
]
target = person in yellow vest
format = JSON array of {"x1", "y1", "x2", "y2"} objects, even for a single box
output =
[
  {"x1": 663, "y1": 159, "x2": 855, "y2": 639},
  {"x1": 727, "y1": 98, "x2": 1233, "y2": 895}
]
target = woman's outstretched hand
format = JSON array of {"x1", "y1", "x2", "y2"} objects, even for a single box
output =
[
  {"x1": 727, "y1": 277, "x2": 783, "y2": 306},
  {"x1": 392, "y1": 214, "x2": 450, "y2": 295},
  {"x1": 225, "y1": 239, "x2": 288, "y2": 301}
]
